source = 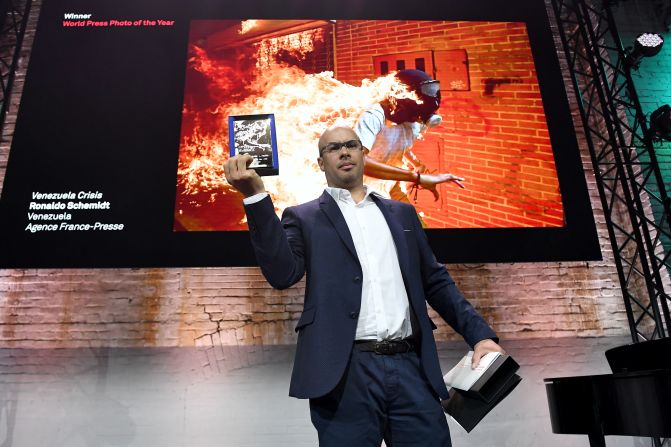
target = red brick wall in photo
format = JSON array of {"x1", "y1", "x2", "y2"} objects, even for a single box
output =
[{"x1": 335, "y1": 20, "x2": 564, "y2": 228}]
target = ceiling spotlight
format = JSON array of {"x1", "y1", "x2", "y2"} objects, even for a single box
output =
[
  {"x1": 624, "y1": 33, "x2": 665, "y2": 68},
  {"x1": 649, "y1": 105, "x2": 671, "y2": 142}
]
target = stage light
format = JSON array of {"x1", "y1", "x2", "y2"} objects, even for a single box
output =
[
  {"x1": 649, "y1": 105, "x2": 671, "y2": 142},
  {"x1": 624, "y1": 33, "x2": 664, "y2": 68}
]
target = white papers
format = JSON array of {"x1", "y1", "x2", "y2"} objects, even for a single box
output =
[{"x1": 443, "y1": 351, "x2": 502, "y2": 391}]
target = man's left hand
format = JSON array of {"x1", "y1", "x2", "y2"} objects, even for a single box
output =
[{"x1": 472, "y1": 339, "x2": 505, "y2": 369}]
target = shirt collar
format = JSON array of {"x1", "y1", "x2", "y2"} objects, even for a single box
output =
[{"x1": 325, "y1": 185, "x2": 382, "y2": 205}]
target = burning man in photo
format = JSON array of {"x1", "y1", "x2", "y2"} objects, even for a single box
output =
[
  {"x1": 174, "y1": 20, "x2": 564, "y2": 231},
  {"x1": 357, "y1": 69, "x2": 465, "y2": 204}
]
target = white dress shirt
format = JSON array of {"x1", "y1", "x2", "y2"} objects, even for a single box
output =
[
  {"x1": 243, "y1": 188, "x2": 412, "y2": 341},
  {"x1": 324, "y1": 187, "x2": 412, "y2": 341}
]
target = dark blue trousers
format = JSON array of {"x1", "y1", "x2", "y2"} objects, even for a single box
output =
[{"x1": 309, "y1": 347, "x2": 451, "y2": 447}]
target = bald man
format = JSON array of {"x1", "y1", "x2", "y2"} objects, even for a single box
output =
[{"x1": 224, "y1": 126, "x2": 502, "y2": 446}]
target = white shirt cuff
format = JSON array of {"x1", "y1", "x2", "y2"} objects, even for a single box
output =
[{"x1": 242, "y1": 192, "x2": 268, "y2": 205}]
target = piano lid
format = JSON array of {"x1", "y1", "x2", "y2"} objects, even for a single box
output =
[{"x1": 606, "y1": 337, "x2": 671, "y2": 373}]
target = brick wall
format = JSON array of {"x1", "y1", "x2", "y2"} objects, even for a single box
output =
[
  {"x1": 335, "y1": 20, "x2": 563, "y2": 228},
  {"x1": 0, "y1": 1, "x2": 636, "y2": 349}
]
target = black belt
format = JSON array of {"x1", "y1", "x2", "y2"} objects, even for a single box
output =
[{"x1": 354, "y1": 339, "x2": 415, "y2": 355}]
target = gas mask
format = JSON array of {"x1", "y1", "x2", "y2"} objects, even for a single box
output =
[{"x1": 410, "y1": 114, "x2": 442, "y2": 140}]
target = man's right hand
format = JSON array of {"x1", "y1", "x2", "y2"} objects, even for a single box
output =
[{"x1": 223, "y1": 154, "x2": 266, "y2": 198}]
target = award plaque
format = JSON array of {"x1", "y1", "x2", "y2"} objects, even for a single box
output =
[{"x1": 228, "y1": 113, "x2": 279, "y2": 176}]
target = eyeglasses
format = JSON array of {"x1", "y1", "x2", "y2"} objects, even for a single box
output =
[{"x1": 320, "y1": 139, "x2": 363, "y2": 155}]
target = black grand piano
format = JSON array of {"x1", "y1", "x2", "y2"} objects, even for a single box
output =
[{"x1": 545, "y1": 338, "x2": 671, "y2": 446}]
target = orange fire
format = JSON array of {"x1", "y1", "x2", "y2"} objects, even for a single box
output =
[
  {"x1": 256, "y1": 28, "x2": 324, "y2": 69},
  {"x1": 176, "y1": 25, "x2": 421, "y2": 228},
  {"x1": 188, "y1": 46, "x2": 246, "y2": 102},
  {"x1": 239, "y1": 20, "x2": 258, "y2": 34}
]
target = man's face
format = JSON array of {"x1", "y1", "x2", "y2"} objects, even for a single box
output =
[{"x1": 317, "y1": 127, "x2": 365, "y2": 190}]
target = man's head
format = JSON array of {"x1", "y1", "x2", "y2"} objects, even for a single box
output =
[
  {"x1": 385, "y1": 69, "x2": 441, "y2": 124},
  {"x1": 317, "y1": 126, "x2": 365, "y2": 191}
]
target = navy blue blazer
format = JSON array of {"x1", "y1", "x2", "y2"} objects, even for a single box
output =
[{"x1": 244, "y1": 191, "x2": 497, "y2": 400}]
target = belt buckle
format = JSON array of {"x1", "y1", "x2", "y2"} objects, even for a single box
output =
[{"x1": 374, "y1": 340, "x2": 393, "y2": 355}]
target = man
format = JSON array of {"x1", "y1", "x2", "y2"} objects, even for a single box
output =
[
  {"x1": 224, "y1": 126, "x2": 503, "y2": 446},
  {"x1": 357, "y1": 69, "x2": 465, "y2": 202}
]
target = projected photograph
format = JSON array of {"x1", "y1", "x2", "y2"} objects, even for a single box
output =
[
  {"x1": 0, "y1": 0, "x2": 598, "y2": 267},
  {"x1": 174, "y1": 20, "x2": 564, "y2": 232}
]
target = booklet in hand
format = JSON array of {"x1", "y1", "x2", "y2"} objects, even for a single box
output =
[
  {"x1": 442, "y1": 351, "x2": 521, "y2": 432},
  {"x1": 228, "y1": 113, "x2": 279, "y2": 176}
]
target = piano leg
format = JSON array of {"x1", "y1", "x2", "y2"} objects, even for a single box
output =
[
  {"x1": 587, "y1": 383, "x2": 607, "y2": 447},
  {"x1": 587, "y1": 431, "x2": 606, "y2": 447}
]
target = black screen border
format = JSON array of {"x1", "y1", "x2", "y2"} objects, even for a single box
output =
[{"x1": 0, "y1": 0, "x2": 600, "y2": 268}]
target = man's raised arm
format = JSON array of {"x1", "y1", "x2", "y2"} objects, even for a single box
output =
[{"x1": 224, "y1": 154, "x2": 306, "y2": 289}]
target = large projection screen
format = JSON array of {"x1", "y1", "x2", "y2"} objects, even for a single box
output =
[{"x1": 0, "y1": 0, "x2": 600, "y2": 267}]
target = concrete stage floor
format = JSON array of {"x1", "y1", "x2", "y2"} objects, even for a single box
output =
[{"x1": 0, "y1": 336, "x2": 653, "y2": 447}]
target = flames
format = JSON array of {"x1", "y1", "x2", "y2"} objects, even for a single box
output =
[
  {"x1": 256, "y1": 28, "x2": 324, "y2": 69},
  {"x1": 176, "y1": 23, "x2": 421, "y2": 228},
  {"x1": 239, "y1": 20, "x2": 258, "y2": 34}
]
